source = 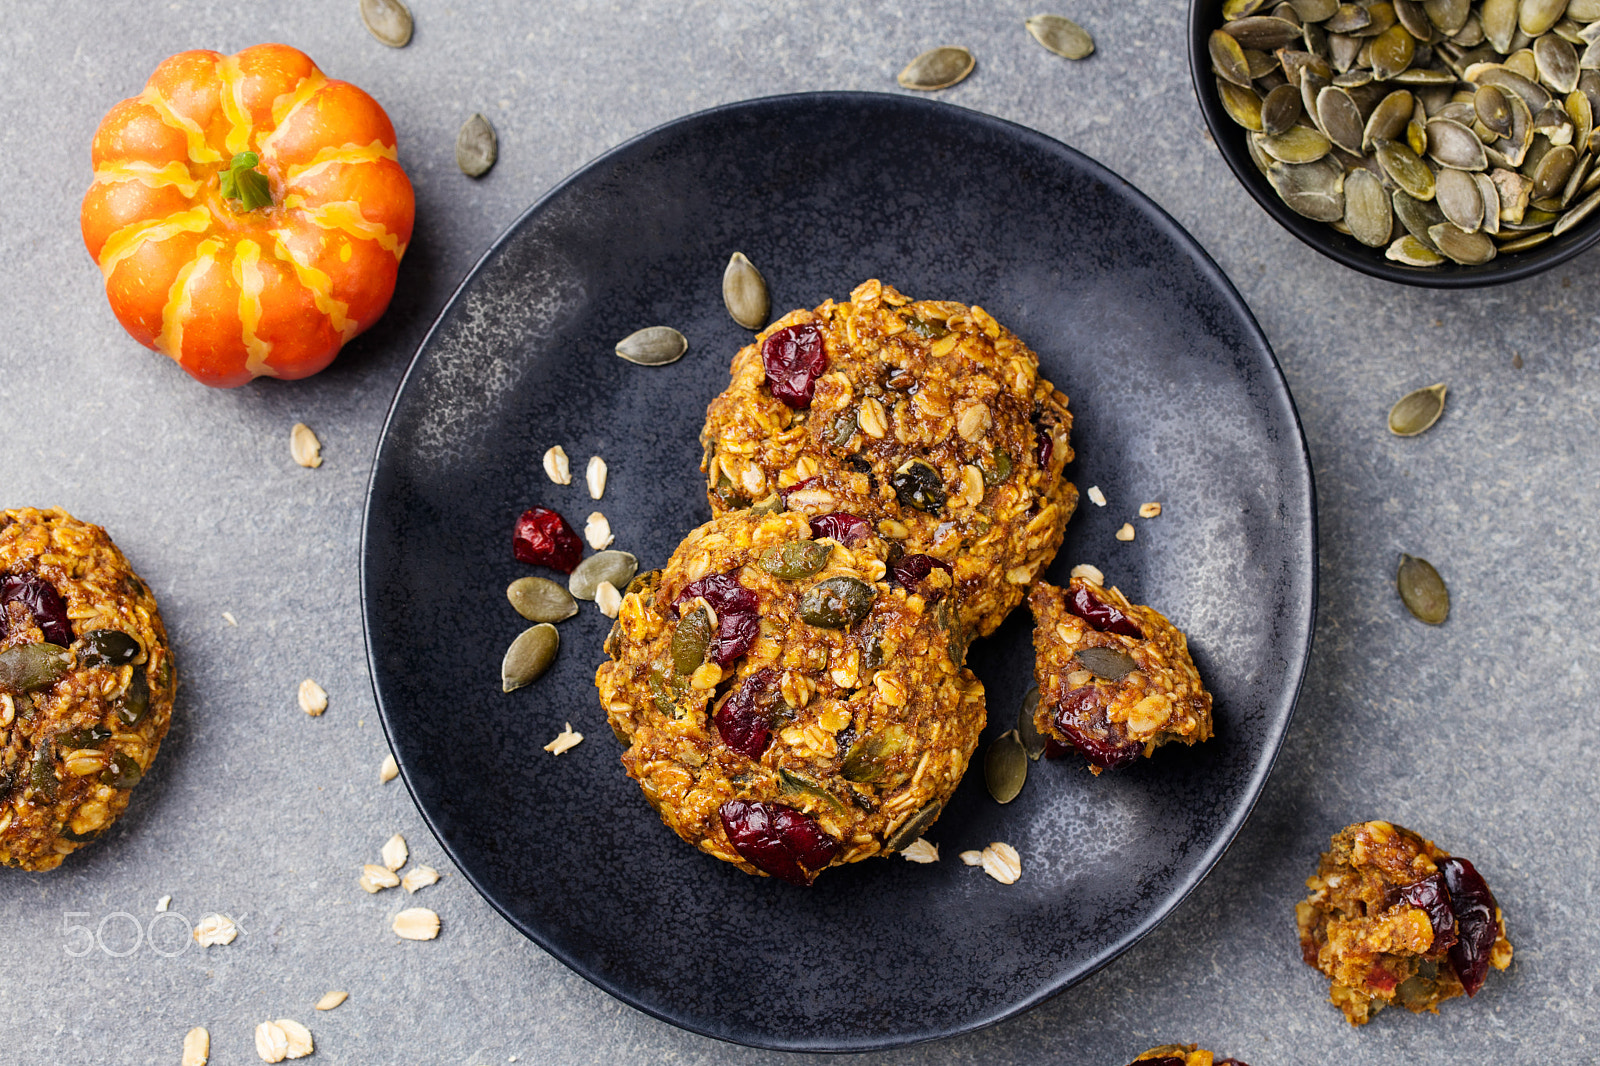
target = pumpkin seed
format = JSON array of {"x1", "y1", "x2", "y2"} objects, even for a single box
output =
[
  {"x1": 759, "y1": 539, "x2": 832, "y2": 579},
  {"x1": 1531, "y1": 143, "x2": 1579, "y2": 198},
  {"x1": 1436, "y1": 166, "x2": 1486, "y2": 230},
  {"x1": 1535, "y1": 33, "x2": 1580, "y2": 92},
  {"x1": 1212, "y1": 29, "x2": 1256, "y2": 85},
  {"x1": 456, "y1": 113, "x2": 497, "y2": 177},
  {"x1": 1475, "y1": 170, "x2": 1504, "y2": 232},
  {"x1": 1293, "y1": 0, "x2": 1341, "y2": 19},
  {"x1": 507, "y1": 576, "x2": 578, "y2": 623},
  {"x1": 1521, "y1": 0, "x2": 1568, "y2": 36},
  {"x1": 1270, "y1": 158, "x2": 1347, "y2": 219},
  {"x1": 1425, "y1": 0, "x2": 1472, "y2": 33},
  {"x1": 1496, "y1": 229, "x2": 1554, "y2": 248},
  {"x1": 1261, "y1": 124, "x2": 1336, "y2": 162},
  {"x1": 984, "y1": 730, "x2": 1028, "y2": 804},
  {"x1": 671, "y1": 607, "x2": 713, "y2": 676},
  {"x1": 1387, "y1": 234, "x2": 1450, "y2": 263},
  {"x1": 1377, "y1": 138, "x2": 1439, "y2": 198},
  {"x1": 1397, "y1": 553, "x2": 1450, "y2": 624},
  {"x1": 1388, "y1": 382, "x2": 1448, "y2": 435},
  {"x1": 1482, "y1": 0, "x2": 1520, "y2": 51},
  {"x1": 1345, "y1": 168, "x2": 1396, "y2": 244},
  {"x1": 0, "y1": 643, "x2": 71, "y2": 693},
  {"x1": 842, "y1": 725, "x2": 910, "y2": 783},
  {"x1": 1554, "y1": 182, "x2": 1600, "y2": 231},
  {"x1": 799, "y1": 576, "x2": 876, "y2": 628},
  {"x1": 1262, "y1": 83, "x2": 1306, "y2": 134},
  {"x1": 360, "y1": 0, "x2": 413, "y2": 47},
  {"x1": 615, "y1": 326, "x2": 687, "y2": 366},
  {"x1": 1394, "y1": 189, "x2": 1447, "y2": 246},
  {"x1": 1427, "y1": 118, "x2": 1490, "y2": 170},
  {"x1": 502, "y1": 624, "x2": 558, "y2": 692},
  {"x1": 1429, "y1": 221, "x2": 1499, "y2": 261},
  {"x1": 568, "y1": 550, "x2": 637, "y2": 601},
  {"x1": 883, "y1": 800, "x2": 942, "y2": 853},
  {"x1": 1227, "y1": 0, "x2": 1274, "y2": 17},
  {"x1": 1026, "y1": 15, "x2": 1095, "y2": 59},
  {"x1": 722, "y1": 252, "x2": 769, "y2": 330},
  {"x1": 897, "y1": 46, "x2": 975, "y2": 90},
  {"x1": 1228, "y1": 14, "x2": 1308, "y2": 48},
  {"x1": 1476, "y1": 84, "x2": 1515, "y2": 136},
  {"x1": 1017, "y1": 687, "x2": 1046, "y2": 760},
  {"x1": 1075, "y1": 646, "x2": 1139, "y2": 680},
  {"x1": 1318, "y1": 86, "x2": 1367, "y2": 152},
  {"x1": 1371, "y1": 24, "x2": 1417, "y2": 78},
  {"x1": 1219, "y1": 78, "x2": 1267, "y2": 130},
  {"x1": 1364, "y1": 90, "x2": 1416, "y2": 152}
]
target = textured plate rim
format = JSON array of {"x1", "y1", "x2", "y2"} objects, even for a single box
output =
[{"x1": 360, "y1": 90, "x2": 1319, "y2": 1052}]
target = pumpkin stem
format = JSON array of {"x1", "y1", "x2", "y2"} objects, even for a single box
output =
[{"x1": 219, "y1": 152, "x2": 273, "y2": 212}]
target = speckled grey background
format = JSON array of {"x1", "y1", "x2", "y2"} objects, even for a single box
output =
[{"x1": 0, "y1": 1, "x2": 1594, "y2": 1064}]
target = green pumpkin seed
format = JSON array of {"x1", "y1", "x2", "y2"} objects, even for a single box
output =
[
  {"x1": 1554, "y1": 183, "x2": 1600, "y2": 233},
  {"x1": 1435, "y1": 167, "x2": 1485, "y2": 232},
  {"x1": 982, "y1": 450, "x2": 1013, "y2": 486},
  {"x1": 672, "y1": 606, "x2": 713, "y2": 676},
  {"x1": 1426, "y1": 119, "x2": 1488, "y2": 171},
  {"x1": 1363, "y1": 90, "x2": 1415, "y2": 152},
  {"x1": 1026, "y1": 14, "x2": 1095, "y2": 59},
  {"x1": 615, "y1": 326, "x2": 688, "y2": 366},
  {"x1": 1212, "y1": 29, "x2": 1256, "y2": 86},
  {"x1": 100, "y1": 751, "x2": 143, "y2": 790},
  {"x1": 1388, "y1": 382, "x2": 1448, "y2": 435},
  {"x1": 1377, "y1": 139, "x2": 1438, "y2": 199},
  {"x1": 1497, "y1": 230, "x2": 1553, "y2": 249},
  {"x1": 799, "y1": 577, "x2": 876, "y2": 629},
  {"x1": 1370, "y1": 24, "x2": 1416, "y2": 79},
  {"x1": 78, "y1": 630, "x2": 141, "y2": 670},
  {"x1": 897, "y1": 46, "x2": 976, "y2": 90},
  {"x1": 1345, "y1": 168, "x2": 1396, "y2": 246},
  {"x1": 1397, "y1": 553, "x2": 1450, "y2": 624},
  {"x1": 1219, "y1": 78, "x2": 1266, "y2": 130},
  {"x1": 1424, "y1": 0, "x2": 1471, "y2": 32},
  {"x1": 1522, "y1": 0, "x2": 1569, "y2": 36},
  {"x1": 114, "y1": 670, "x2": 151, "y2": 728},
  {"x1": 1536, "y1": 33, "x2": 1580, "y2": 92},
  {"x1": 891, "y1": 459, "x2": 946, "y2": 514},
  {"x1": 984, "y1": 730, "x2": 1028, "y2": 804},
  {"x1": 360, "y1": 0, "x2": 413, "y2": 47},
  {"x1": 1387, "y1": 234, "x2": 1449, "y2": 264},
  {"x1": 759, "y1": 539, "x2": 832, "y2": 579},
  {"x1": 1428, "y1": 221, "x2": 1498, "y2": 262},
  {"x1": 778, "y1": 767, "x2": 847, "y2": 812},
  {"x1": 842, "y1": 725, "x2": 910, "y2": 783},
  {"x1": 1227, "y1": 14, "x2": 1307, "y2": 48},
  {"x1": 1270, "y1": 158, "x2": 1347, "y2": 220},
  {"x1": 28, "y1": 741, "x2": 56, "y2": 801},
  {"x1": 0, "y1": 643, "x2": 72, "y2": 693},
  {"x1": 1017, "y1": 687, "x2": 1046, "y2": 760},
  {"x1": 1075, "y1": 646, "x2": 1138, "y2": 680},
  {"x1": 569, "y1": 550, "x2": 638, "y2": 601},
  {"x1": 507, "y1": 576, "x2": 578, "y2": 622},
  {"x1": 1262, "y1": 84, "x2": 1305, "y2": 135},
  {"x1": 722, "y1": 252, "x2": 769, "y2": 330},
  {"x1": 456, "y1": 113, "x2": 497, "y2": 178},
  {"x1": 1476, "y1": 84, "x2": 1515, "y2": 137},
  {"x1": 883, "y1": 799, "x2": 943, "y2": 853},
  {"x1": 501, "y1": 624, "x2": 558, "y2": 692}
]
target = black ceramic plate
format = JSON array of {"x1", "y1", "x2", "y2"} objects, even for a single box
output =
[{"x1": 362, "y1": 91, "x2": 1315, "y2": 1052}]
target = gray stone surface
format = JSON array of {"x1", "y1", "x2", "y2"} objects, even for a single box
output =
[{"x1": 0, "y1": 1, "x2": 1595, "y2": 1063}]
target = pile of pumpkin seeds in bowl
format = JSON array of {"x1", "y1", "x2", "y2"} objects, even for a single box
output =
[{"x1": 1210, "y1": 0, "x2": 1600, "y2": 266}]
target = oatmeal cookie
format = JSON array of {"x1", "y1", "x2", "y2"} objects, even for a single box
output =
[
  {"x1": 1028, "y1": 576, "x2": 1212, "y2": 774},
  {"x1": 595, "y1": 509, "x2": 984, "y2": 884},
  {"x1": 1296, "y1": 820, "x2": 1513, "y2": 1025},
  {"x1": 0, "y1": 508, "x2": 176, "y2": 871},
  {"x1": 1129, "y1": 1045, "x2": 1250, "y2": 1066},
  {"x1": 700, "y1": 278, "x2": 1076, "y2": 638}
]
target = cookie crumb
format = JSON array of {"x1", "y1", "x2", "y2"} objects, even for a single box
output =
[
  {"x1": 1087, "y1": 486, "x2": 1107, "y2": 507},
  {"x1": 544, "y1": 722, "x2": 584, "y2": 755},
  {"x1": 193, "y1": 914, "x2": 238, "y2": 947}
]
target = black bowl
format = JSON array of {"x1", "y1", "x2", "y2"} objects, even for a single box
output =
[{"x1": 1187, "y1": 0, "x2": 1600, "y2": 287}]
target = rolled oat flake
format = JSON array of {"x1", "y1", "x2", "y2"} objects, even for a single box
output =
[{"x1": 456, "y1": 113, "x2": 497, "y2": 177}]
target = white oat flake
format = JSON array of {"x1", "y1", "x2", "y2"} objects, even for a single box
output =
[
  {"x1": 1087, "y1": 485, "x2": 1106, "y2": 507},
  {"x1": 290, "y1": 423, "x2": 323, "y2": 469},
  {"x1": 381, "y1": 833, "x2": 408, "y2": 872},
  {"x1": 959, "y1": 850, "x2": 984, "y2": 866},
  {"x1": 156, "y1": 895, "x2": 172, "y2": 913},
  {"x1": 595, "y1": 580, "x2": 622, "y2": 619},
  {"x1": 900, "y1": 839, "x2": 939, "y2": 863},
  {"x1": 298, "y1": 679, "x2": 328, "y2": 716},
  {"x1": 379, "y1": 753, "x2": 399, "y2": 783},
  {"x1": 181, "y1": 1027, "x2": 209, "y2": 1066},
  {"x1": 584, "y1": 511, "x2": 614, "y2": 550},
  {"x1": 402, "y1": 865, "x2": 440, "y2": 893},
  {"x1": 359, "y1": 864, "x2": 400, "y2": 893},
  {"x1": 544, "y1": 722, "x2": 584, "y2": 755},
  {"x1": 254, "y1": 1021, "x2": 288, "y2": 1064},
  {"x1": 1069, "y1": 563, "x2": 1104, "y2": 585},
  {"x1": 542, "y1": 445, "x2": 572, "y2": 485},
  {"x1": 222, "y1": 612, "x2": 238, "y2": 626},
  {"x1": 314, "y1": 990, "x2": 348, "y2": 1011},
  {"x1": 1139, "y1": 501, "x2": 1162, "y2": 518},
  {"x1": 392, "y1": 907, "x2": 440, "y2": 941},
  {"x1": 981, "y1": 842, "x2": 1022, "y2": 884},
  {"x1": 586, "y1": 455, "x2": 608, "y2": 499},
  {"x1": 1114, "y1": 522, "x2": 1136, "y2": 542},
  {"x1": 193, "y1": 914, "x2": 238, "y2": 947}
]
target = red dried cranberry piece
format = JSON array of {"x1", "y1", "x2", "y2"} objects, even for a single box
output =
[
  {"x1": 512, "y1": 508, "x2": 583, "y2": 573},
  {"x1": 1051, "y1": 686, "x2": 1142, "y2": 770},
  {"x1": 674, "y1": 572, "x2": 760, "y2": 666},
  {"x1": 1035, "y1": 423, "x2": 1054, "y2": 470},
  {"x1": 809, "y1": 512, "x2": 872, "y2": 546},
  {"x1": 715, "y1": 669, "x2": 777, "y2": 758},
  {"x1": 719, "y1": 799, "x2": 839, "y2": 885},
  {"x1": 0, "y1": 574, "x2": 72, "y2": 646},
  {"x1": 1041, "y1": 737, "x2": 1074, "y2": 759},
  {"x1": 761, "y1": 324, "x2": 827, "y2": 408},
  {"x1": 1441, "y1": 856, "x2": 1499, "y2": 996},
  {"x1": 1396, "y1": 872, "x2": 1459, "y2": 953},
  {"x1": 1067, "y1": 584, "x2": 1143, "y2": 638},
  {"x1": 890, "y1": 553, "x2": 951, "y2": 596}
]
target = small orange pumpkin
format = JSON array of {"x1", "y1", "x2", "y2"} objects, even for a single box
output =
[{"x1": 81, "y1": 44, "x2": 415, "y2": 388}]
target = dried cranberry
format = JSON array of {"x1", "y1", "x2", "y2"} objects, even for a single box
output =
[
  {"x1": 1035, "y1": 423, "x2": 1054, "y2": 470},
  {"x1": 1396, "y1": 872, "x2": 1459, "y2": 954},
  {"x1": 715, "y1": 668, "x2": 777, "y2": 759},
  {"x1": 890, "y1": 553, "x2": 951, "y2": 598},
  {"x1": 719, "y1": 799, "x2": 839, "y2": 885},
  {"x1": 0, "y1": 574, "x2": 72, "y2": 646},
  {"x1": 809, "y1": 512, "x2": 872, "y2": 546},
  {"x1": 1365, "y1": 964, "x2": 1398, "y2": 994},
  {"x1": 512, "y1": 508, "x2": 583, "y2": 573},
  {"x1": 673, "y1": 572, "x2": 760, "y2": 666},
  {"x1": 1051, "y1": 686, "x2": 1142, "y2": 770},
  {"x1": 1441, "y1": 856, "x2": 1499, "y2": 996},
  {"x1": 761, "y1": 324, "x2": 827, "y2": 408},
  {"x1": 1041, "y1": 737, "x2": 1074, "y2": 759},
  {"x1": 1067, "y1": 584, "x2": 1143, "y2": 638}
]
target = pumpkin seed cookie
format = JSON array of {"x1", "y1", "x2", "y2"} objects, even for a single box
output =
[
  {"x1": 595, "y1": 508, "x2": 984, "y2": 885},
  {"x1": 1297, "y1": 820, "x2": 1513, "y2": 1025},
  {"x1": 0, "y1": 508, "x2": 175, "y2": 871},
  {"x1": 1028, "y1": 575, "x2": 1212, "y2": 773},
  {"x1": 700, "y1": 278, "x2": 1076, "y2": 639},
  {"x1": 1129, "y1": 1045, "x2": 1250, "y2": 1066}
]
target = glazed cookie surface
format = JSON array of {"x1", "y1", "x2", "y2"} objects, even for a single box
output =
[
  {"x1": 1028, "y1": 576, "x2": 1212, "y2": 774},
  {"x1": 1129, "y1": 1044, "x2": 1249, "y2": 1066},
  {"x1": 700, "y1": 278, "x2": 1076, "y2": 638},
  {"x1": 595, "y1": 509, "x2": 984, "y2": 885},
  {"x1": 1296, "y1": 820, "x2": 1513, "y2": 1025},
  {"x1": 0, "y1": 508, "x2": 175, "y2": 871}
]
